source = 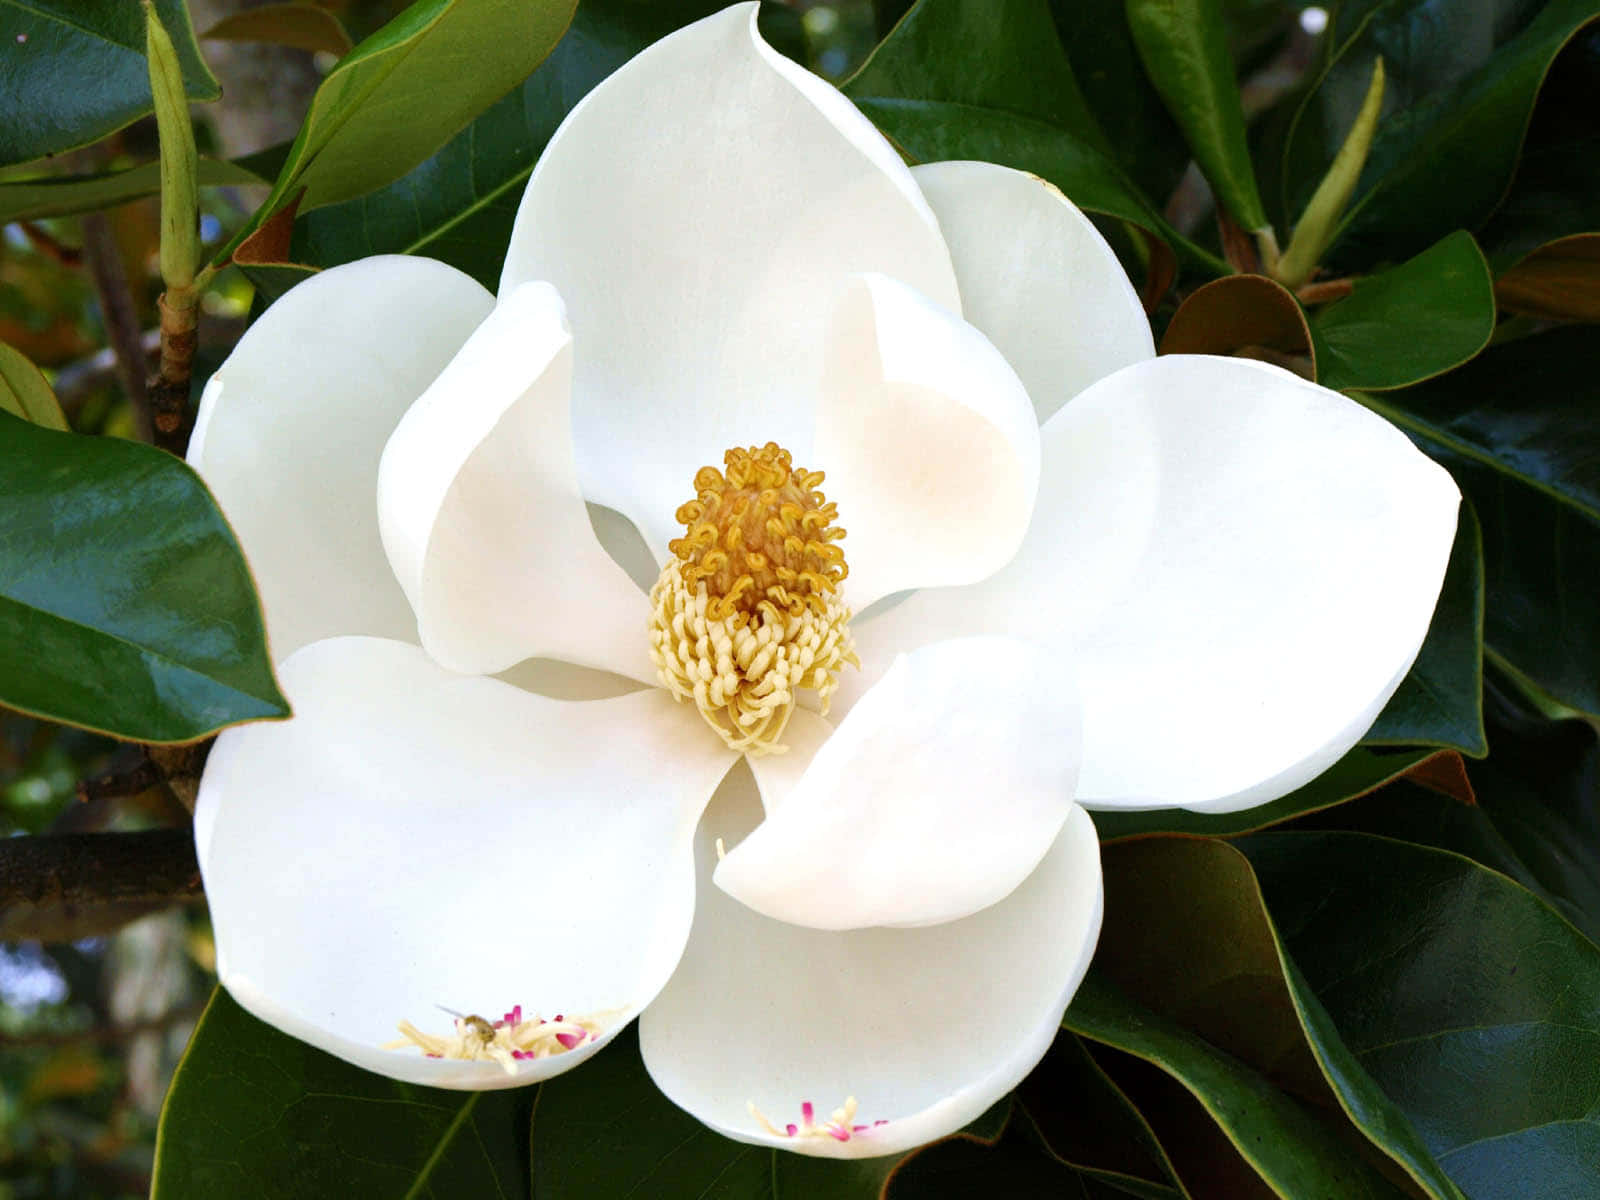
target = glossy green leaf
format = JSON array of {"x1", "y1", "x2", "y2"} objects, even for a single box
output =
[
  {"x1": 1363, "y1": 326, "x2": 1600, "y2": 714},
  {"x1": 0, "y1": 343, "x2": 68, "y2": 431},
  {"x1": 292, "y1": 0, "x2": 757, "y2": 287},
  {"x1": 843, "y1": 0, "x2": 1188, "y2": 267},
  {"x1": 1312, "y1": 232, "x2": 1496, "y2": 392},
  {"x1": 1091, "y1": 745, "x2": 1436, "y2": 840},
  {"x1": 1044, "y1": 0, "x2": 1189, "y2": 204},
  {"x1": 0, "y1": 0, "x2": 219, "y2": 167},
  {"x1": 152, "y1": 989, "x2": 531, "y2": 1199},
  {"x1": 1084, "y1": 837, "x2": 1465, "y2": 1200},
  {"x1": 0, "y1": 413, "x2": 286, "y2": 742},
  {"x1": 1280, "y1": 0, "x2": 1599, "y2": 266},
  {"x1": 1064, "y1": 972, "x2": 1411, "y2": 1200},
  {"x1": 0, "y1": 158, "x2": 266, "y2": 225},
  {"x1": 227, "y1": 0, "x2": 578, "y2": 258},
  {"x1": 1362, "y1": 502, "x2": 1486, "y2": 756},
  {"x1": 1244, "y1": 833, "x2": 1600, "y2": 1197},
  {"x1": 532, "y1": 1023, "x2": 1011, "y2": 1199},
  {"x1": 1124, "y1": 0, "x2": 1266, "y2": 230}
]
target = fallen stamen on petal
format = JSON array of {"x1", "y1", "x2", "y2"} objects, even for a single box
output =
[
  {"x1": 383, "y1": 1005, "x2": 607, "y2": 1075},
  {"x1": 748, "y1": 1095, "x2": 884, "y2": 1143},
  {"x1": 649, "y1": 443, "x2": 857, "y2": 756}
]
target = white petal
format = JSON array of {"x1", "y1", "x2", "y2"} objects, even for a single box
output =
[
  {"x1": 376, "y1": 283, "x2": 652, "y2": 681},
  {"x1": 196, "y1": 636, "x2": 736, "y2": 1089},
  {"x1": 911, "y1": 162, "x2": 1154, "y2": 423},
  {"x1": 499, "y1": 3, "x2": 960, "y2": 558},
  {"x1": 846, "y1": 356, "x2": 1460, "y2": 812},
  {"x1": 816, "y1": 274, "x2": 1040, "y2": 611},
  {"x1": 188, "y1": 257, "x2": 492, "y2": 662},
  {"x1": 718, "y1": 637, "x2": 1079, "y2": 929},
  {"x1": 640, "y1": 769, "x2": 1102, "y2": 1158}
]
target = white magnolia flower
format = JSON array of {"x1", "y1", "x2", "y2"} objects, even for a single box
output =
[{"x1": 188, "y1": 3, "x2": 1458, "y2": 1158}]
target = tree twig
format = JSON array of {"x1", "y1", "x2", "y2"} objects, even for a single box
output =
[
  {"x1": 0, "y1": 830, "x2": 201, "y2": 943},
  {"x1": 17, "y1": 220, "x2": 82, "y2": 266},
  {"x1": 79, "y1": 212, "x2": 155, "y2": 441}
]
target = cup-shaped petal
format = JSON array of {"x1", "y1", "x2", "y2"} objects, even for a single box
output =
[
  {"x1": 196, "y1": 636, "x2": 736, "y2": 1088},
  {"x1": 377, "y1": 282, "x2": 653, "y2": 682},
  {"x1": 910, "y1": 161, "x2": 1155, "y2": 423},
  {"x1": 815, "y1": 274, "x2": 1040, "y2": 612},
  {"x1": 845, "y1": 355, "x2": 1460, "y2": 812},
  {"x1": 641, "y1": 767, "x2": 1102, "y2": 1157},
  {"x1": 188, "y1": 257, "x2": 493, "y2": 662},
  {"x1": 499, "y1": 3, "x2": 959, "y2": 558},
  {"x1": 721, "y1": 636, "x2": 1080, "y2": 929}
]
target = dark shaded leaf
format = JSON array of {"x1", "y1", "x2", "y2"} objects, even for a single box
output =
[
  {"x1": 1311, "y1": 232, "x2": 1496, "y2": 392},
  {"x1": 1279, "y1": 0, "x2": 1598, "y2": 266},
  {"x1": 152, "y1": 989, "x2": 531, "y2": 1199},
  {"x1": 1495, "y1": 232, "x2": 1600, "y2": 322},
  {"x1": 0, "y1": 0, "x2": 219, "y2": 166},
  {"x1": 0, "y1": 413, "x2": 286, "y2": 742},
  {"x1": 1157, "y1": 273, "x2": 1312, "y2": 365},
  {"x1": 1244, "y1": 832, "x2": 1600, "y2": 1198},
  {"x1": 0, "y1": 159, "x2": 266, "y2": 225},
  {"x1": 1364, "y1": 327, "x2": 1600, "y2": 714}
]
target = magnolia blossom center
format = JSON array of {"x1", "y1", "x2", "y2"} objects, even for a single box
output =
[
  {"x1": 384, "y1": 1005, "x2": 603, "y2": 1074},
  {"x1": 648, "y1": 442, "x2": 858, "y2": 755}
]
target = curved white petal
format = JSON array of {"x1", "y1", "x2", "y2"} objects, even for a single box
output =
[
  {"x1": 911, "y1": 162, "x2": 1154, "y2": 423},
  {"x1": 196, "y1": 636, "x2": 736, "y2": 1089},
  {"x1": 845, "y1": 356, "x2": 1460, "y2": 812},
  {"x1": 816, "y1": 275, "x2": 1040, "y2": 612},
  {"x1": 376, "y1": 283, "x2": 652, "y2": 681},
  {"x1": 718, "y1": 637, "x2": 1079, "y2": 929},
  {"x1": 641, "y1": 769, "x2": 1102, "y2": 1157},
  {"x1": 499, "y1": 3, "x2": 960, "y2": 558},
  {"x1": 188, "y1": 257, "x2": 492, "y2": 662}
]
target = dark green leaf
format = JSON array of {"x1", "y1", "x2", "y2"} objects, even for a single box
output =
[
  {"x1": 1086, "y1": 837, "x2": 1464, "y2": 1200},
  {"x1": 0, "y1": 158, "x2": 266, "y2": 225},
  {"x1": 152, "y1": 989, "x2": 531, "y2": 1199},
  {"x1": 843, "y1": 0, "x2": 1192, "y2": 269},
  {"x1": 1363, "y1": 502, "x2": 1486, "y2": 755},
  {"x1": 1124, "y1": 0, "x2": 1266, "y2": 230},
  {"x1": 1244, "y1": 832, "x2": 1600, "y2": 1198},
  {"x1": 1311, "y1": 232, "x2": 1496, "y2": 392},
  {"x1": 0, "y1": 414, "x2": 286, "y2": 742},
  {"x1": 1045, "y1": 0, "x2": 1190, "y2": 204},
  {"x1": 0, "y1": 0, "x2": 219, "y2": 167},
  {"x1": 1092, "y1": 745, "x2": 1436, "y2": 839},
  {"x1": 293, "y1": 0, "x2": 751, "y2": 287},
  {"x1": 229, "y1": 0, "x2": 578, "y2": 257},
  {"x1": 1363, "y1": 326, "x2": 1600, "y2": 714},
  {"x1": 1280, "y1": 0, "x2": 1599, "y2": 266},
  {"x1": 0, "y1": 343, "x2": 68, "y2": 430},
  {"x1": 1064, "y1": 972, "x2": 1411, "y2": 1200}
]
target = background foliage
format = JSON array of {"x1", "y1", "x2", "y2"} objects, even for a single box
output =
[{"x1": 0, "y1": 0, "x2": 1596, "y2": 1196}]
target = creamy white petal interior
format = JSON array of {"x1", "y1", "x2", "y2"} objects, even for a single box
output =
[
  {"x1": 499, "y1": 2, "x2": 960, "y2": 557},
  {"x1": 197, "y1": 637, "x2": 735, "y2": 1088},
  {"x1": 376, "y1": 283, "x2": 654, "y2": 682},
  {"x1": 815, "y1": 274, "x2": 1040, "y2": 611},
  {"x1": 187, "y1": 257, "x2": 492, "y2": 662},
  {"x1": 911, "y1": 161, "x2": 1155, "y2": 423},
  {"x1": 847, "y1": 355, "x2": 1460, "y2": 812},
  {"x1": 718, "y1": 637, "x2": 1080, "y2": 929},
  {"x1": 641, "y1": 769, "x2": 1103, "y2": 1157}
]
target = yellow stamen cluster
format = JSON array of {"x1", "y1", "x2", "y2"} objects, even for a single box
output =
[{"x1": 649, "y1": 443, "x2": 857, "y2": 755}]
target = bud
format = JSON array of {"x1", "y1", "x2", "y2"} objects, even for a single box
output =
[
  {"x1": 144, "y1": 0, "x2": 200, "y2": 296},
  {"x1": 1274, "y1": 57, "x2": 1386, "y2": 290}
]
